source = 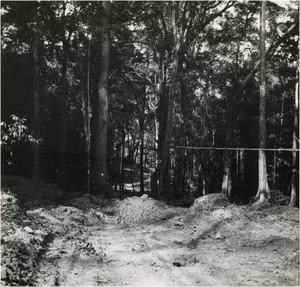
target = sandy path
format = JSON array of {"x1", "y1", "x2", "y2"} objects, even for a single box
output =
[
  {"x1": 2, "y1": 190, "x2": 298, "y2": 286},
  {"x1": 34, "y1": 222, "x2": 230, "y2": 286},
  {"x1": 31, "y1": 202, "x2": 298, "y2": 286}
]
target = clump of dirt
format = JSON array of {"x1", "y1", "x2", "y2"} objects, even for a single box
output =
[
  {"x1": 188, "y1": 193, "x2": 230, "y2": 214},
  {"x1": 217, "y1": 204, "x2": 299, "y2": 250},
  {"x1": 111, "y1": 195, "x2": 182, "y2": 224},
  {"x1": 27, "y1": 205, "x2": 119, "y2": 227}
]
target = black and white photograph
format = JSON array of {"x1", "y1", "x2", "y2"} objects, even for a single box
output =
[{"x1": 1, "y1": 0, "x2": 299, "y2": 286}]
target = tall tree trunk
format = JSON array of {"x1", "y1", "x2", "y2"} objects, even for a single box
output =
[
  {"x1": 87, "y1": 36, "x2": 91, "y2": 194},
  {"x1": 32, "y1": 10, "x2": 40, "y2": 181},
  {"x1": 59, "y1": 41, "x2": 69, "y2": 189},
  {"x1": 59, "y1": 2, "x2": 71, "y2": 190},
  {"x1": 158, "y1": 3, "x2": 181, "y2": 199},
  {"x1": 255, "y1": 0, "x2": 270, "y2": 203},
  {"x1": 150, "y1": 51, "x2": 166, "y2": 198},
  {"x1": 76, "y1": 32, "x2": 91, "y2": 194},
  {"x1": 221, "y1": 100, "x2": 233, "y2": 198},
  {"x1": 198, "y1": 163, "x2": 206, "y2": 196},
  {"x1": 154, "y1": 116, "x2": 159, "y2": 167},
  {"x1": 139, "y1": 88, "x2": 146, "y2": 195},
  {"x1": 222, "y1": 44, "x2": 241, "y2": 198},
  {"x1": 139, "y1": 126, "x2": 144, "y2": 194},
  {"x1": 157, "y1": 56, "x2": 167, "y2": 162},
  {"x1": 93, "y1": 1, "x2": 110, "y2": 196},
  {"x1": 289, "y1": 75, "x2": 299, "y2": 206},
  {"x1": 120, "y1": 115, "x2": 125, "y2": 193}
]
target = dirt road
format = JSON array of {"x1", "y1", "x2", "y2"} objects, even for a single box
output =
[
  {"x1": 33, "y1": 206, "x2": 298, "y2": 285},
  {"x1": 1, "y1": 190, "x2": 299, "y2": 286},
  {"x1": 34, "y1": 223, "x2": 232, "y2": 286}
]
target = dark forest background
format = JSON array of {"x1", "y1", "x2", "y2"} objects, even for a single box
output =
[{"x1": 1, "y1": 1, "x2": 299, "y2": 205}]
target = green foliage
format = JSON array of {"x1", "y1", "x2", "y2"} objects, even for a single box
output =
[
  {"x1": 1, "y1": 115, "x2": 42, "y2": 168},
  {"x1": 1, "y1": 115, "x2": 41, "y2": 146}
]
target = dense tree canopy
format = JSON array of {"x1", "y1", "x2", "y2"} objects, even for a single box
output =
[{"x1": 1, "y1": 0, "x2": 299, "y2": 205}]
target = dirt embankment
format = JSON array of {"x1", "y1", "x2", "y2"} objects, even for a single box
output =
[{"x1": 1, "y1": 177, "x2": 299, "y2": 286}]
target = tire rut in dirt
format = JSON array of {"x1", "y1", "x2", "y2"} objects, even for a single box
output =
[{"x1": 33, "y1": 227, "x2": 106, "y2": 286}]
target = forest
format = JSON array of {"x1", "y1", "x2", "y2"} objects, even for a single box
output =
[
  {"x1": 1, "y1": 0, "x2": 299, "y2": 204},
  {"x1": 1, "y1": 1, "x2": 299, "y2": 286}
]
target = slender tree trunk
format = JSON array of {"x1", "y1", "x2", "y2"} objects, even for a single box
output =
[
  {"x1": 239, "y1": 149, "x2": 245, "y2": 189},
  {"x1": 272, "y1": 151, "x2": 277, "y2": 189},
  {"x1": 59, "y1": 2, "x2": 71, "y2": 190},
  {"x1": 76, "y1": 32, "x2": 92, "y2": 194},
  {"x1": 222, "y1": 99, "x2": 233, "y2": 198},
  {"x1": 255, "y1": 0, "x2": 270, "y2": 203},
  {"x1": 198, "y1": 163, "x2": 206, "y2": 196},
  {"x1": 87, "y1": 37, "x2": 91, "y2": 194},
  {"x1": 139, "y1": 126, "x2": 144, "y2": 194},
  {"x1": 32, "y1": 12, "x2": 40, "y2": 181},
  {"x1": 139, "y1": 90, "x2": 146, "y2": 195},
  {"x1": 130, "y1": 161, "x2": 135, "y2": 193},
  {"x1": 120, "y1": 115, "x2": 125, "y2": 192},
  {"x1": 222, "y1": 151, "x2": 232, "y2": 198},
  {"x1": 154, "y1": 116, "x2": 159, "y2": 167},
  {"x1": 290, "y1": 77, "x2": 299, "y2": 206},
  {"x1": 93, "y1": 1, "x2": 110, "y2": 195},
  {"x1": 59, "y1": 41, "x2": 69, "y2": 189}
]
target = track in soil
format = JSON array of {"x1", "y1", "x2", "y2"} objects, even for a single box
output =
[
  {"x1": 2, "y1": 190, "x2": 298, "y2": 286},
  {"x1": 33, "y1": 213, "x2": 299, "y2": 286},
  {"x1": 34, "y1": 222, "x2": 228, "y2": 286}
]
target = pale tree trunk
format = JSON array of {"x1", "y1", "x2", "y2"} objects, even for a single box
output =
[
  {"x1": 222, "y1": 99, "x2": 233, "y2": 198},
  {"x1": 198, "y1": 164, "x2": 206, "y2": 196},
  {"x1": 154, "y1": 116, "x2": 159, "y2": 167},
  {"x1": 222, "y1": 151, "x2": 232, "y2": 198},
  {"x1": 289, "y1": 77, "x2": 299, "y2": 206},
  {"x1": 255, "y1": 0, "x2": 270, "y2": 203},
  {"x1": 93, "y1": 1, "x2": 110, "y2": 195},
  {"x1": 32, "y1": 10, "x2": 40, "y2": 181}
]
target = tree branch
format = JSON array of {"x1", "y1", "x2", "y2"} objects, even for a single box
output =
[{"x1": 239, "y1": 20, "x2": 298, "y2": 94}]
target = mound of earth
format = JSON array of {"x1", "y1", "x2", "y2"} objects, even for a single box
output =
[
  {"x1": 188, "y1": 192, "x2": 230, "y2": 213},
  {"x1": 112, "y1": 195, "x2": 183, "y2": 224}
]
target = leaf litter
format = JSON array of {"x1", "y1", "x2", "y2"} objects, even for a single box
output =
[{"x1": 1, "y1": 177, "x2": 299, "y2": 286}]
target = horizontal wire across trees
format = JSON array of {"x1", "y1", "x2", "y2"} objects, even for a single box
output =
[{"x1": 167, "y1": 146, "x2": 300, "y2": 152}]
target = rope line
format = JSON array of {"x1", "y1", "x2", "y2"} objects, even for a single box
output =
[{"x1": 167, "y1": 145, "x2": 300, "y2": 152}]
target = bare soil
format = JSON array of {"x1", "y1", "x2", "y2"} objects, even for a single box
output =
[{"x1": 1, "y1": 177, "x2": 299, "y2": 286}]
